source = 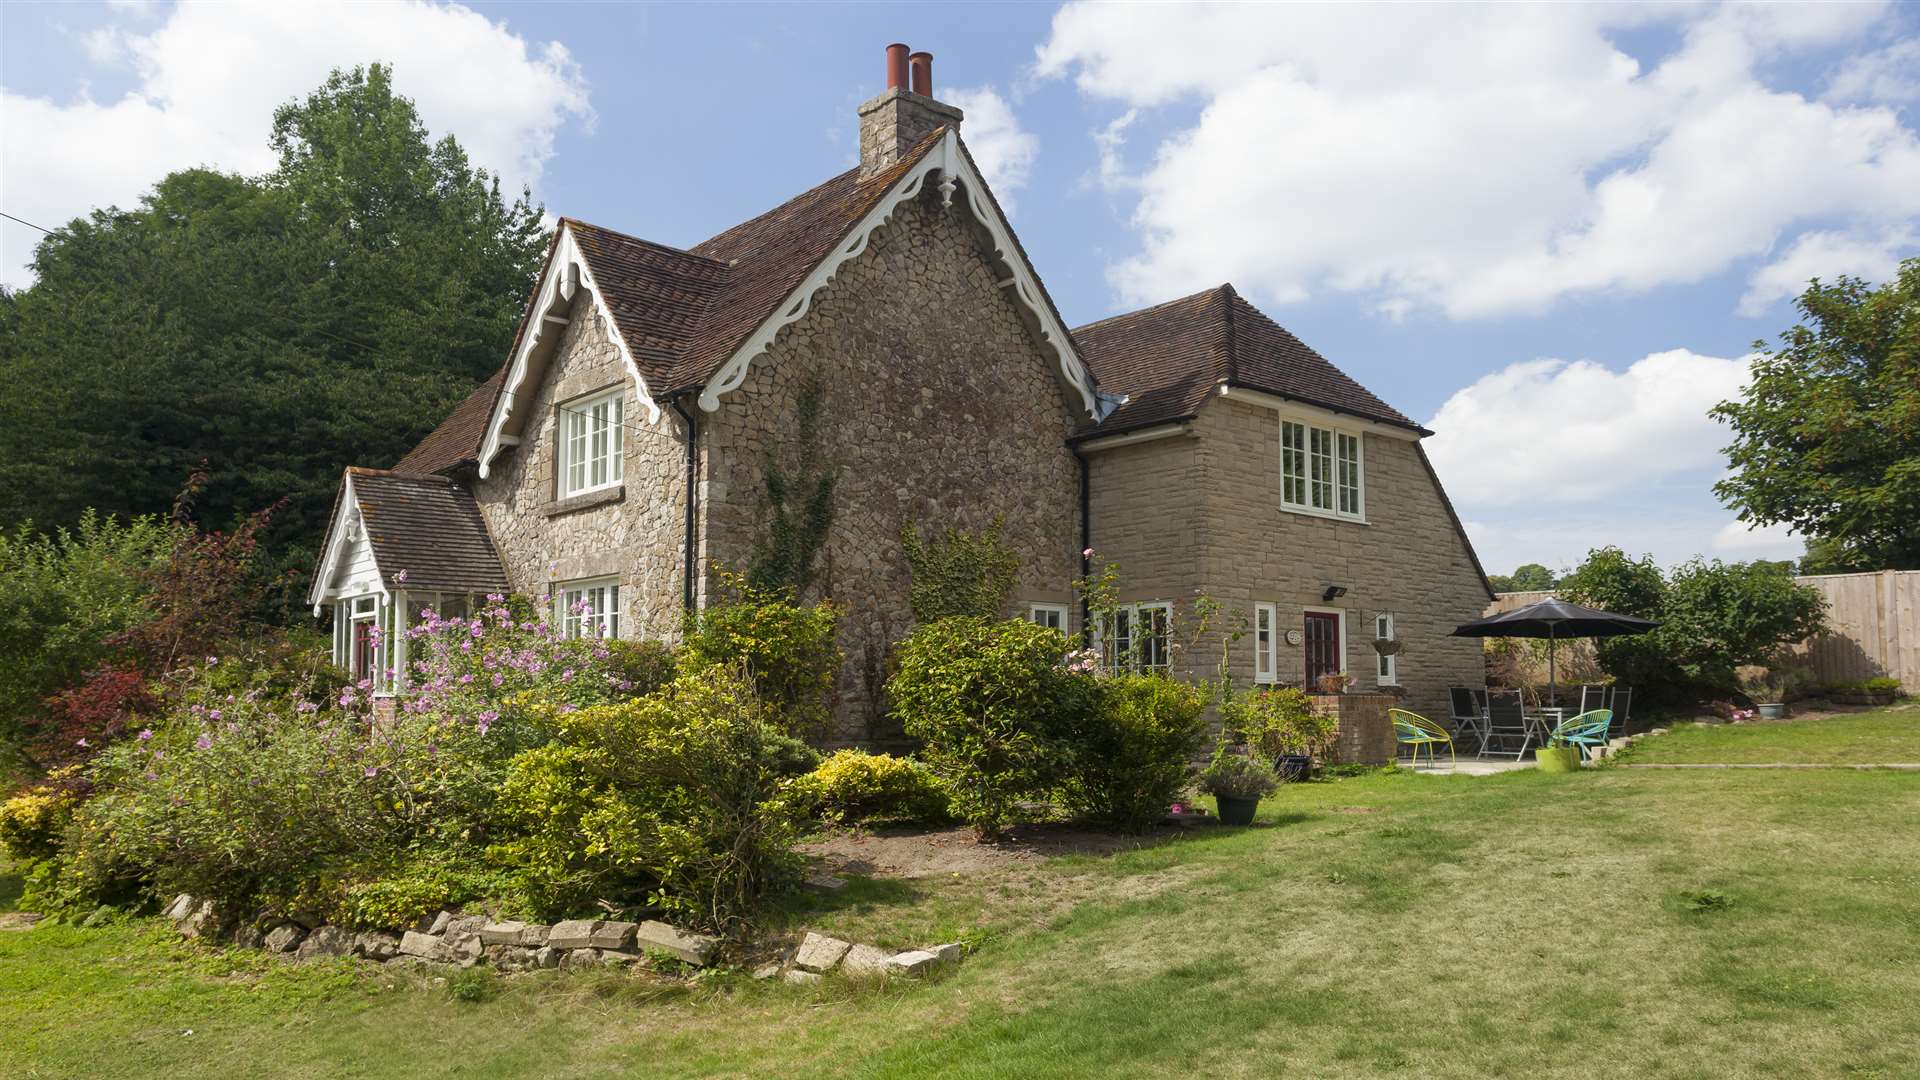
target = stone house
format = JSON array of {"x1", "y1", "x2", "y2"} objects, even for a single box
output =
[{"x1": 308, "y1": 45, "x2": 1493, "y2": 741}]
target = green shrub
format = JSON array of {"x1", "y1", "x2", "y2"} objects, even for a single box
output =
[
  {"x1": 890, "y1": 617, "x2": 1097, "y2": 837},
  {"x1": 338, "y1": 856, "x2": 514, "y2": 930},
  {"x1": 489, "y1": 666, "x2": 803, "y2": 931},
  {"x1": 0, "y1": 785, "x2": 76, "y2": 861},
  {"x1": 1058, "y1": 675, "x2": 1208, "y2": 831},
  {"x1": 447, "y1": 966, "x2": 500, "y2": 1002},
  {"x1": 900, "y1": 518, "x2": 1021, "y2": 622},
  {"x1": 603, "y1": 639, "x2": 679, "y2": 698},
  {"x1": 679, "y1": 572, "x2": 841, "y2": 736},
  {"x1": 784, "y1": 750, "x2": 951, "y2": 826},
  {"x1": 1221, "y1": 686, "x2": 1334, "y2": 760},
  {"x1": 1863, "y1": 677, "x2": 1902, "y2": 695}
]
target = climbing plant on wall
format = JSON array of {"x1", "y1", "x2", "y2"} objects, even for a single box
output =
[
  {"x1": 900, "y1": 517, "x2": 1021, "y2": 623},
  {"x1": 748, "y1": 379, "x2": 837, "y2": 598}
]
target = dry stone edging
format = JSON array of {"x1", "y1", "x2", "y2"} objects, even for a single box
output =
[
  {"x1": 160, "y1": 894, "x2": 720, "y2": 977},
  {"x1": 758, "y1": 930, "x2": 966, "y2": 984}
]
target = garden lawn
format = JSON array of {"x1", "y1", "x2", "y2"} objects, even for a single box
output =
[
  {"x1": 1622, "y1": 703, "x2": 1920, "y2": 765},
  {"x1": 5, "y1": 763, "x2": 1919, "y2": 1080}
]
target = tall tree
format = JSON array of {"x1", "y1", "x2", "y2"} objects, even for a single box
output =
[
  {"x1": 1711, "y1": 259, "x2": 1920, "y2": 572},
  {"x1": 0, "y1": 64, "x2": 547, "y2": 590},
  {"x1": 1488, "y1": 562, "x2": 1556, "y2": 593}
]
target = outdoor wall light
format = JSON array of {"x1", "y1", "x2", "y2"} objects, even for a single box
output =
[{"x1": 1322, "y1": 585, "x2": 1348, "y2": 602}]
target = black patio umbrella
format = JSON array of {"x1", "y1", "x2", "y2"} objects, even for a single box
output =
[{"x1": 1451, "y1": 599, "x2": 1660, "y2": 707}]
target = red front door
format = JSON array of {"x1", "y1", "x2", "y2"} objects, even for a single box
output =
[{"x1": 1304, "y1": 611, "x2": 1342, "y2": 685}]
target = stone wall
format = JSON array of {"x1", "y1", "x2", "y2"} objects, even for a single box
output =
[
  {"x1": 699, "y1": 186, "x2": 1084, "y2": 745},
  {"x1": 1082, "y1": 397, "x2": 1490, "y2": 723},
  {"x1": 470, "y1": 290, "x2": 689, "y2": 642},
  {"x1": 1311, "y1": 693, "x2": 1397, "y2": 765}
]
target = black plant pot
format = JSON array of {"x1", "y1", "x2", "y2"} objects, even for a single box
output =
[
  {"x1": 1216, "y1": 795, "x2": 1260, "y2": 826},
  {"x1": 1275, "y1": 754, "x2": 1314, "y2": 784}
]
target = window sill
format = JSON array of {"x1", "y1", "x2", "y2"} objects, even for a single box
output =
[
  {"x1": 1279, "y1": 503, "x2": 1368, "y2": 526},
  {"x1": 546, "y1": 485, "x2": 625, "y2": 517}
]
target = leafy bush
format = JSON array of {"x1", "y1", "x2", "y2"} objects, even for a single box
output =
[
  {"x1": 0, "y1": 785, "x2": 76, "y2": 861},
  {"x1": 1863, "y1": 677, "x2": 1902, "y2": 696},
  {"x1": 1196, "y1": 745, "x2": 1281, "y2": 801},
  {"x1": 1057, "y1": 675, "x2": 1208, "y2": 831},
  {"x1": 1560, "y1": 548, "x2": 1828, "y2": 710},
  {"x1": 0, "y1": 513, "x2": 171, "y2": 767},
  {"x1": 1221, "y1": 686, "x2": 1334, "y2": 760},
  {"x1": 489, "y1": 666, "x2": 803, "y2": 931},
  {"x1": 890, "y1": 617, "x2": 1097, "y2": 836},
  {"x1": 339, "y1": 856, "x2": 513, "y2": 930},
  {"x1": 679, "y1": 572, "x2": 840, "y2": 736},
  {"x1": 784, "y1": 750, "x2": 951, "y2": 826}
]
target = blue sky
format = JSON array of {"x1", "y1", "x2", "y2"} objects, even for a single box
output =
[{"x1": 4, "y1": 1, "x2": 1917, "y2": 576}]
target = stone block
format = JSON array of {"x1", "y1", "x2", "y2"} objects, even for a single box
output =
[
  {"x1": 601, "y1": 952, "x2": 638, "y2": 968},
  {"x1": 177, "y1": 899, "x2": 226, "y2": 940},
  {"x1": 751, "y1": 961, "x2": 783, "y2": 980},
  {"x1": 262, "y1": 924, "x2": 306, "y2": 953},
  {"x1": 163, "y1": 893, "x2": 195, "y2": 922},
  {"x1": 232, "y1": 924, "x2": 264, "y2": 950},
  {"x1": 560, "y1": 948, "x2": 601, "y2": 970},
  {"x1": 793, "y1": 932, "x2": 853, "y2": 973},
  {"x1": 547, "y1": 919, "x2": 601, "y2": 949},
  {"x1": 585, "y1": 920, "x2": 637, "y2": 950},
  {"x1": 840, "y1": 943, "x2": 892, "y2": 978},
  {"x1": 354, "y1": 931, "x2": 401, "y2": 961},
  {"x1": 634, "y1": 920, "x2": 719, "y2": 966},
  {"x1": 479, "y1": 921, "x2": 529, "y2": 946},
  {"x1": 533, "y1": 947, "x2": 561, "y2": 969},
  {"x1": 400, "y1": 930, "x2": 450, "y2": 960},
  {"x1": 885, "y1": 950, "x2": 938, "y2": 976},
  {"x1": 427, "y1": 910, "x2": 454, "y2": 935},
  {"x1": 783, "y1": 968, "x2": 823, "y2": 986},
  {"x1": 519, "y1": 924, "x2": 551, "y2": 948},
  {"x1": 928, "y1": 943, "x2": 965, "y2": 969},
  {"x1": 296, "y1": 925, "x2": 352, "y2": 960}
]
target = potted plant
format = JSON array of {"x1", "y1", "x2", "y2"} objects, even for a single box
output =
[
  {"x1": 1737, "y1": 667, "x2": 1791, "y2": 719},
  {"x1": 1534, "y1": 732, "x2": 1581, "y2": 773},
  {"x1": 1197, "y1": 744, "x2": 1281, "y2": 826},
  {"x1": 1314, "y1": 671, "x2": 1357, "y2": 695},
  {"x1": 1221, "y1": 686, "x2": 1333, "y2": 782}
]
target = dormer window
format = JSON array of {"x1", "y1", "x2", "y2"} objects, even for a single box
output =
[
  {"x1": 559, "y1": 388, "x2": 624, "y2": 498},
  {"x1": 1281, "y1": 419, "x2": 1364, "y2": 521}
]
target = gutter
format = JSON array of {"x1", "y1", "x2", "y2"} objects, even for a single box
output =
[
  {"x1": 1070, "y1": 442, "x2": 1091, "y2": 646},
  {"x1": 669, "y1": 394, "x2": 700, "y2": 614}
]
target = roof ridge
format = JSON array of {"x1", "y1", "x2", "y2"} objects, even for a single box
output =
[
  {"x1": 561, "y1": 217, "x2": 731, "y2": 269},
  {"x1": 1216, "y1": 284, "x2": 1238, "y2": 385},
  {"x1": 347, "y1": 466, "x2": 453, "y2": 482},
  {"x1": 1069, "y1": 284, "x2": 1222, "y2": 335}
]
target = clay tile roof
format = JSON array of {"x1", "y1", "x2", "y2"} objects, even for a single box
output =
[
  {"x1": 1073, "y1": 284, "x2": 1419, "y2": 438},
  {"x1": 392, "y1": 129, "x2": 951, "y2": 473},
  {"x1": 348, "y1": 469, "x2": 509, "y2": 594}
]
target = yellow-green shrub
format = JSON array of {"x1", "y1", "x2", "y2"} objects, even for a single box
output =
[
  {"x1": 0, "y1": 786, "x2": 76, "y2": 861},
  {"x1": 784, "y1": 751, "x2": 950, "y2": 826},
  {"x1": 679, "y1": 572, "x2": 841, "y2": 737}
]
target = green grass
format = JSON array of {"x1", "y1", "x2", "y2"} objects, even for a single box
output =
[
  {"x1": 1622, "y1": 703, "x2": 1920, "y2": 765},
  {"x1": 5, "y1": 764, "x2": 1920, "y2": 1079}
]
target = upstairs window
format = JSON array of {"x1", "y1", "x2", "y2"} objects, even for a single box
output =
[
  {"x1": 560, "y1": 388, "x2": 624, "y2": 498},
  {"x1": 1281, "y1": 419, "x2": 1364, "y2": 520},
  {"x1": 557, "y1": 578, "x2": 620, "y2": 639}
]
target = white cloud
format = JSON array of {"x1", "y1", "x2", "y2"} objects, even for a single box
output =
[
  {"x1": 946, "y1": 86, "x2": 1039, "y2": 213},
  {"x1": 1423, "y1": 348, "x2": 1754, "y2": 507},
  {"x1": 1036, "y1": 2, "x2": 1920, "y2": 317},
  {"x1": 1, "y1": 1, "x2": 592, "y2": 286},
  {"x1": 1737, "y1": 226, "x2": 1915, "y2": 314},
  {"x1": 1826, "y1": 37, "x2": 1920, "y2": 103},
  {"x1": 1463, "y1": 510, "x2": 1802, "y2": 578},
  {"x1": 1712, "y1": 519, "x2": 1799, "y2": 553}
]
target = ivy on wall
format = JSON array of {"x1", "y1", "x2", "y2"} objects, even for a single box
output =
[
  {"x1": 900, "y1": 517, "x2": 1021, "y2": 623},
  {"x1": 749, "y1": 379, "x2": 836, "y2": 597}
]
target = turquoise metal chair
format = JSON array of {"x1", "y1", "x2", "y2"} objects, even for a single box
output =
[
  {"x1": 1549, "y1": 709, "x2": 1613, "y2": 761},
  {"x1": 1390, "y1": 708, "x2": 1455, "y2": 768}
]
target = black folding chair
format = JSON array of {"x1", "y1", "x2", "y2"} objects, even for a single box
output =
[{"x1": 1448, "y1": 686, "x2": 1488, "y2": 751}]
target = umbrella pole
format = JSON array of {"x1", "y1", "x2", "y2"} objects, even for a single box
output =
[{"x1": 1549, "y1": 624, "x2": 1558, "y2": 711}]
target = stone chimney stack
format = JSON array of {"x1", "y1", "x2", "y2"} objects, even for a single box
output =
[{"x1": 859, "y1": 43, "x2": 962, "y2": 178}]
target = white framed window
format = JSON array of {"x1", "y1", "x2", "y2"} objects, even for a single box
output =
[
  {"x1": 1254, "y1": 602, "x2": 1277, "y2": 683},
  {"x1": 1281, "y1": 419, "x2": 1364, "y2": 521},
  {"x1": 1028, "y1": 603, "x2": 1069, "y2": 632},
  {"x1": 559, "y1": 388, "x2": 625, "y2": 498},
  {"x1": 557, "y1": 578, "x2": 620, "y2": 639},
  {"x1": 1099, "y1": 602, "x2": 1172, "y2": 674},
  {"x1": 1374, "y1": 611, "x2": 1397, "y2": 686},
  {"x1": 333, "y1": 594, "x2": 389, "y2": 690}
]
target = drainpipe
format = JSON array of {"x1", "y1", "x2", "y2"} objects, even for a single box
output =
[
  {"x1": 669, "y1": 395, "x2": 700, "y2": 614},
  {"x1": 1071, "y1": 442, "x2": 1091, "y2": 645}
]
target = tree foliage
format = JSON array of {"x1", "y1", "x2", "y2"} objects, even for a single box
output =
[
  {"x1": 0, "y1": 64, "x2": 548, "y2": 588},
  {"x1": 1558, "y1": 546, "x2": 1827, "y2": 709},
  {"x1": 1711, "y1": 259, "x2": 1920, "y2": 571},
  {"x1": 1487, "y1": 563, "x2": 1557, "y2": 593}
]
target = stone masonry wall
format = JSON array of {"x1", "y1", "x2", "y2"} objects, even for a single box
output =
[
  {"x1": 471, "y1": 291, "x2": 688, "y2": 642},
  {"x1": 1196, "y1": 397, "x2": 1490, "y2": 723},
  {"x1": 700, "y1": 186, "x2": 1083, "y2": 745},
  {"x1": 1083, "y1": 427, "x2": 1212, "y2": 679}
]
